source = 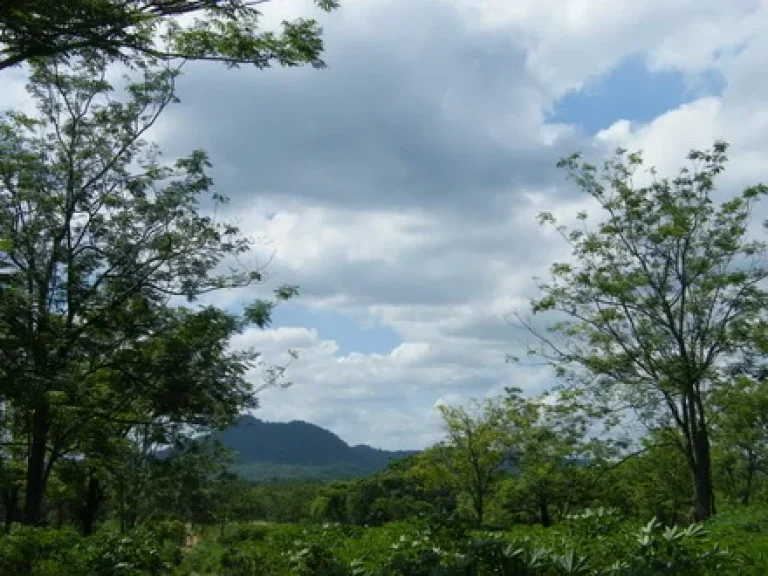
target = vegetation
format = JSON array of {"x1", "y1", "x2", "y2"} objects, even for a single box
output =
[
  {"x1": 1, "y1": 2, "x2": 768, "y2": 575},
  {"x1": 525, "y1": 144, "x2": 768, "y2": 520},
  {"x1": 0, "y1": 0, "x2": 339, "y2": 71}
]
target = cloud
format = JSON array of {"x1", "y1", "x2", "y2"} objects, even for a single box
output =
[
  {"x1": 3, "y1": 0, "x2": 768, "y2": 449},
  {"x1": 594, "y1": 8, "x2": 768, "y2": 197},
  {"x1": 154, "y1": 0, "x2": 585, "y2": 221},
  {"x1": 458, "y1": 0, "x2": 759, "y2": 95},
  {"x1": 220, "y1": 0, "x2": 768, "y2": 450}
]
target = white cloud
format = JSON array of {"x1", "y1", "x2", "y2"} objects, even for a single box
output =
[
  {"x1": 458, "y1": 0, "x2": 761, "y2": 96},
  {"x1": 592, "y1": 18, "x2": 768, "y2": 194},
  {"x1": 233, "y1": 0, "x2": 768, "y2": 449},
  {"x1": 3, "y1": 0, "x2": 768, "y2": 449}
]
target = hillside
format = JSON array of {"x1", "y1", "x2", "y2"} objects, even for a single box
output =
[{"x1": 214, "y1": 415, "x2": 417, "y2": 481}]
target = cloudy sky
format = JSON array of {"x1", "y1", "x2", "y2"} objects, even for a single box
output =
[{"x1": 4, "y1": 0, "x2": 768, "y2": 450}]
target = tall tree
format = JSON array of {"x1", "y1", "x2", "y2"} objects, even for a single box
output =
[
  {"x1": 524, "y1": 142, "x2": 768, "y2": 520},
  {"x1": 0, "y1": 0, "x2": 338, "y2": 71},
  {"x1": 0, "y1": 55, "x2": 294, "y2": 525}
]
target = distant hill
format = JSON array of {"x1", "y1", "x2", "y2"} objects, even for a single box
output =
[{"x1": 213, "y1": 415, "x2": 417, "y2": 481}]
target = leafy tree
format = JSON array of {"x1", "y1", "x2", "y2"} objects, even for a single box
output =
[
  {"x1": 208, "y1": 470, "x2": 254, "y2": 536},
  {"x1": 141, "y1": 438, "x2": 233, "y2": 527},
  {"x1": 308, "y1": 456, "x2": 457, "y2": 527},
  {"x1": 598, "y1": 429, "x2": 695, "y2": 524},
  {"x1": 309, "y1": 481, "x2": 348, "y2": 523},
  {"x1": 247, "y1": 480, "x2": 325, "y2": 523},
  {"x1": 426, "y1": 400, "x2": 511, "y2": 527},
  {"x1": 525, "y1": 142, "x2": 768, "y2": 520},
  {"x1": 0, "y1": 55, "x2": 295, "y2": 525},
  {"x1": 499, "y1": 387, "x2": 602, "y2": 527},
  {"x1": 711, "y1": 375, "x2": 768, "y2": 506},
  {"x1": 0, "y1": 0, "x2": 339, "y2": 71}
]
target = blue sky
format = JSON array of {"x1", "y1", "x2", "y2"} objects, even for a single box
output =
[
  {"x1": 549, "y1": 53, "x2": 726, "y2": 134},
  {"x1": 271, "y1": 306, "x2": 402, "y2": 356},
  {"x1": 10, "y1": 0, "x2": 753, "y2": 449}
]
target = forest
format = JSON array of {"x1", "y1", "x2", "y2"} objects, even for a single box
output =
[{"x1": 1, "y1": 1, "x2": 768, "y2": 575}]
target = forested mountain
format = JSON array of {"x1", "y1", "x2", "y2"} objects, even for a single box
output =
[{"x1": 214, "y1": 415, "x2": 417, "y2": 480}]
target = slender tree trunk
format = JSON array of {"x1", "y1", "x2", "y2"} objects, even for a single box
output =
[
  {"x1": 743, "y1": 454, "x2": 756, "y2": 507},
  {"x1": 679, "y1": 390, "x2": 716, "y2": 522},
  {"x1": 560, "y1": 493, "x2": 572, "y2": 522},
  {"x1": 3, "y1": 486, "x2": 19, "y2": 532},
  {"x1": 474, "y1": 493, "x2": 484, "y2": 527},
  {"x1": 539, "y1": 494, "x2": 551, "y2": 528},
  {"x1": 118, "y1": 481, "x2": 126, "y2": 534},
  {"x1": 24, "y1": 398, "x2": 50, "y2": 526},
  {"x1": 55, "y1": 502, "x2": 65, "y2": 528},
  {"x1": 81, "y1": 474, "x2": 104, "y2": 536}
]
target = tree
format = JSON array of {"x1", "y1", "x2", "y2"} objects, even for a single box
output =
[
  {"x1": 142, "y1": 438, "x2": 233, "y2": 527},
  {"x1": 499, "y1": 387, "x2": 600, "y2": 527},
  {"x1": 711, "y1": 374, "x2": 768, "y2": 506},
  {"x1": 0, "y1": 55, "x2": 295, "y2": 525},
  {"x1": 0, "y1": 0, "x2": 339, "y2": 71},
  {"x1": 426, "y1": 400, "x2": 511, "y2": 527},
  {"x1": 525, "y1": 142, "x2": 768, "y2": 520},
  {"x1": 596, "y1": 429, "x2": 694, "y2": 524},
  {"x1": 308, "y1": 456, "x2": 457, "y2": 527}
]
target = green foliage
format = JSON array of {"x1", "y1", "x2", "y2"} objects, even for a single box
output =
[
  {"x1": 0, "y1": 525, "x2": 180, "y2": 575},
  {"x1": 706, "y1": 505, "x2": 768, "y2": 571},
  {"x1": 175, "y1": 510, "x2": 767, "y2": 576},
  {"x1": 0, "y1": 51, "x2": 296, "y2": 526},
  {"x1": 711, "y1": 375, "x2": 768, "y2": 506},
  {"x1": 0, "y1": 0, "x2": 339, "y2": 71},
  {"x1": 0, "y1": 527, "x2": 84, "y2": 575},
  {"x1": 308, "y1": 456, "x2": 457, "y2": 527},
  {"x1": 4, "y1": 494, "x2": 762, "y2": 576},
  {"x1": 233, "y1": 462, "x2": 376, "y2": 482},
  {"x1": 593, "y1": 431, "x2": 695, "y2": 525},
  {"x1": 426, "y1": 399, "x2": 513, "y2": 527},
  {"x1": 527, "y1": 141, "x2": 768, "y2": 520}
]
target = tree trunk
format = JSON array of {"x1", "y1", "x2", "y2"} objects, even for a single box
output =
[
  {"x1": 3, "y1": 486, "x2": 19, "y2": 532},
  {"x1": 539, "y1": 494, "x2": 551, "y2": 528},
  {"x1": 24, "y1": 398, "x2": 50, "y2": 526},
  {"x1": 118, "y1": 482, "x2": 126, "y2": 534},
  {"x1": 743, "y1": 453, "x2": 756, "y2": 507},
  {"x1": 81, "y1": 474, "x2": 104, "y2": 536},
  {"x1": 474, "y1": 494, "x2": 484, "y2": 528},
  {"x1": 690, "y1": 423, "x2": 715, "y2": 521}
]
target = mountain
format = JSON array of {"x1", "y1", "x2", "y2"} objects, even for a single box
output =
[{"x1": 213, "y1": 415, "x2": 417, "y2": 481}]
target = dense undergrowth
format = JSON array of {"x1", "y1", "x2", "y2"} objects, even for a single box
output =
[{"x1": 2, "y1": 507, "x2": 766, "y2": 575}]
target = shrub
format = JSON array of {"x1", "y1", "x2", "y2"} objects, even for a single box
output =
[
  {"x1": 0, "y1": 526, "x2": 84, "y2": 576},
  {"x1": 0, "y1": 526, "x2": 178, "y2": 576}
]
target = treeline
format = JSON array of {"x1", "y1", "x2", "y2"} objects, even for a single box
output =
[{"x1": 260, "y1": 380, "x2": 768, "y2": 530}]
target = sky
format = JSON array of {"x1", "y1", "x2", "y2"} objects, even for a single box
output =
[{"x1": 3, "y1": 0, "x2": 768, "y2": 450}]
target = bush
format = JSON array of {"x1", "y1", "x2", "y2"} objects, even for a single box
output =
[
  {"x1": 0, "y1": 526, "x2": 84, "y2": 576},
  {"x1": 218, "y1": 522, "x2": 270, "y2": 545},
  {"x1": 0, "y1": 526, "x2": 181, "y2": 576}
]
